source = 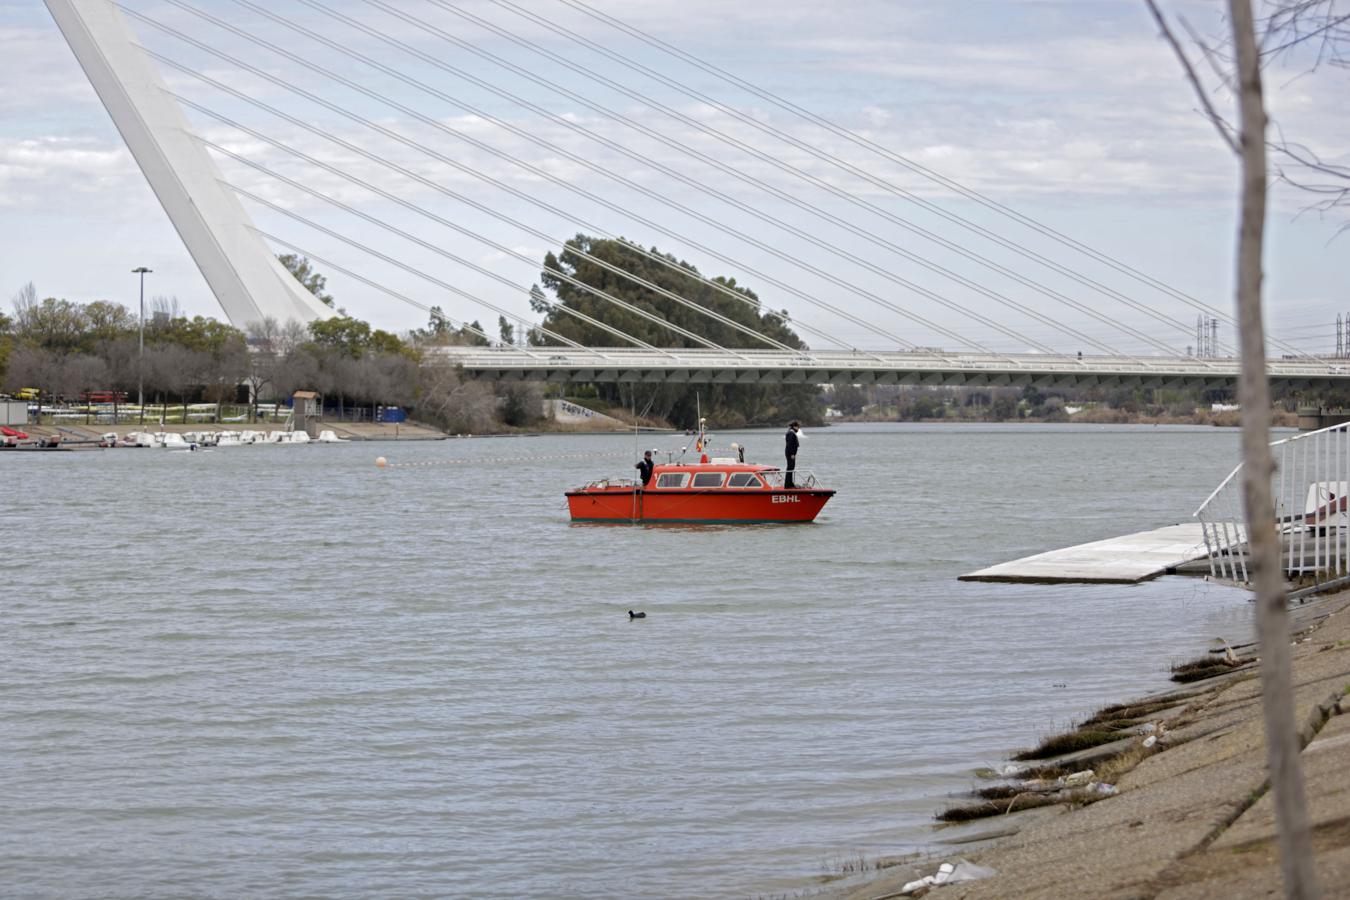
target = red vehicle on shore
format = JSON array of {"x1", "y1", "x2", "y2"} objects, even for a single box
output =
[{"x1": 566, "y1": 422, "x2": 835, "y2": 524}]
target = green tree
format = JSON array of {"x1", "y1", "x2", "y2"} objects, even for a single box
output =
[
  {"x1": 499, "y1": 382, "x2": 541, "y2": 427},
  {"x1": 277, "y1": 254, "x2": 335, "y2": 308},
  {"x1": 533, "y1": 234, "x2": 822, "y2": 426},
  {"x1": 82, "y1": 301, "x2": 135, "y2": 348},
  {"x1": 990, "y1": 395, "x2": 1018, "y2": 420},
  {"x1": 464, "y1": 320, "x2": 490, "y2": 346},
  {"x1": 371, "y1": 328, "x2": 415, "y2": 360},
  {"x1": 831, "y1": 384, "x2": 866, "y2": 416},
  {"x1": 307, "y1": 316, "x2": 413, "y2": 360},
  {"x1": 308, "y1": 316, "x2": 372, "y2": 358},
  {"x1": 152, "y1": 315, "x2": 245, "y2": 354},
  {"x1": 11, "y1": 295, "x2": 89, "y2": 353},
  {"x1": 498, "y1": 315, "x2": 515, "y2": 345}
]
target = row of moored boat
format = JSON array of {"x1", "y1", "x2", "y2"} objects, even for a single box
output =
[{"x1": 105, "y1": 430, "x2": 349, "y2": 448}]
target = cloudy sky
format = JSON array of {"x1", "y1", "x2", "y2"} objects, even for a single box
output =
[{"x1": 2, "y1": 0, "x2": 1346, "y2": 355}]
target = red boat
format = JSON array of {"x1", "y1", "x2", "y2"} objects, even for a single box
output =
[{"x1": 566, "y1": 426, "x2": 835, "y2": 524}]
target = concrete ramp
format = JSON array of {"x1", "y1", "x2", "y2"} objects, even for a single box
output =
[
  {"x1": 959, "y1": 523, "x2": 1212, "y2": 584},
  {"x1": 546, "y1": 399, "x2": 627, "y2": 428}
]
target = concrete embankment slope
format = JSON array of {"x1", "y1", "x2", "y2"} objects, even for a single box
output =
[{"x1": 835, "y1": 591, "x2": 1350, "y2": 900}]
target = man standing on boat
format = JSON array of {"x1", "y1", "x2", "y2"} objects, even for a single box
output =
[
  {"x1": 784, "y1": 421, "x2": 800, "y2": 489},
  {"x1": 635, "y1": 450, "x2": 655, "y2": 489}
]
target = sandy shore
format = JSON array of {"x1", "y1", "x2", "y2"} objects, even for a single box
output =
[{"x1": 829, "y1": 589, "x2": 1350, "y2": 899}]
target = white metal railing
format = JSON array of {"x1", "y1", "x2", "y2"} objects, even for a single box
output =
[
  {"x1": 1195, "y1": 422, "x2": 1350, "y2": 585},
  {"x1": 759, "y1": 469, "x2": 821, "y2": 489}
]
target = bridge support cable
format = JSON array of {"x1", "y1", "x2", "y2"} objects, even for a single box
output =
[
  {"x1": 229, "y1": 184, "x2": 685, "y2": 357},
  {"x1": 127, "y1": 13, "x2": 912, "y2": 360},
  {"x1": 139, "y1": 0, "x2": 1002, "y2": 358},
  {"x1": 207, "y1": 0, "x2": 1110, "y2": 359},
  {"x1": 255, "y1": 232, "x2": 561, "y2": 358},
  {"x1": 374, "y1": 0, "x2": 1196, "y2": 361},
  {"x1": 126, "y1": 22, "x2": 951, "y2": 360},
  {"x1": 253, "y1": 226, "x2": 621, "y2": 359},
  {"x1": 128, "y1": 15, "x2": 827, "y2": 357},
  {"x1": 176, "y1": 101, "x2": 801, "y2": 356},
  {"x1": 552, "y1": 0, "x2": 1331, "y2": 364},
  {"x1": 474, "y1": 0, "x2": 1227, "y2": 357},
  {"x1": 203, "y1": 140, "x2": 752, "y2": 359}
]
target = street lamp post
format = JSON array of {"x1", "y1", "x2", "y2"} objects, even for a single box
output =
[{"x1": 132, "y1": 266, "x2": 152, "y2": 424}]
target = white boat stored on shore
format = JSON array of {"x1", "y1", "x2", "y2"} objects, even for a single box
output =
[{"x1": 158, "y1": 433, "x2": 189, "y2": 449}]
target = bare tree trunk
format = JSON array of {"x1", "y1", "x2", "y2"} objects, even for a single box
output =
[{"x1": 1228, "y1": 1, "x2": 1318, "y2": 896}]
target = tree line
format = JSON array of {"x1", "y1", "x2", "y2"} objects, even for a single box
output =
[{"x1": 3, "y1": 237, "x2": 827, "y2": 431}]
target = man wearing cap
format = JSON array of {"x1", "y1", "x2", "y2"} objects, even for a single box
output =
[
  {"x1": 635, "y1": 450, "x2": 655, "y2": 489},
  {"x1": 784, "y1": 421, "x2": 800, "y2": 488}
]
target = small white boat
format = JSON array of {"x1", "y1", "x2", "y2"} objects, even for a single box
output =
[
  {"x1": 317, "y1": 430, "x2": 348, "y2": 443},
  {"x1": 159, "y1": 433, "x2": 189, "y2": 449},
  {"x1": 215, "y1": 432, "x2": 243, "y2": 447}
]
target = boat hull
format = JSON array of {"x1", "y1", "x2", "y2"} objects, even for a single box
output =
[{"x1": 566, "y1": 487, "x2": 834, "y2": 524}]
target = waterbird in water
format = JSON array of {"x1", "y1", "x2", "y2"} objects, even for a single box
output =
[{"x1": 628, "y1": 610, "x2": 646, "y2": 619}]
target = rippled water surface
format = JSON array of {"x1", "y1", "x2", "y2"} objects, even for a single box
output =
[{"x1": 6, "y1": 423, "x2": 1258, "y2": 897}]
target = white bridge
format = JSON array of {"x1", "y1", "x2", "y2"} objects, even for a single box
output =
[
  {"x1": 42, "y1": 1, "x2": 1343, "y2": 384},
  {"x1": 436, "y1": 347, "x2": 1350, "y2": 388}
]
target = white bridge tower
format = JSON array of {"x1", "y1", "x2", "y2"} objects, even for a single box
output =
[{"x1": 44, "y1": 0, "x2": 334, "y2": 327}]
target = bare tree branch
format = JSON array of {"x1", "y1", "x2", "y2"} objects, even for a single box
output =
[
  {"x1": 1145, "y1": 0, "x2": 1241, "y2": 153},
  {"x1": 1228, "y1": 1, "x2": 1320, "y2": 896}
]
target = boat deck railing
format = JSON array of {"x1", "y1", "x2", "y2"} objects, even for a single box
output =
[
  {"x1": 759, "y1": 469, "x2": 821, "y2": 489},
  {"x1": 575, "y1": 470, "x2": 824, "y2": 491}
]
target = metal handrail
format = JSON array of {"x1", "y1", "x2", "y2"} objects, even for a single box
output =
[
  {"x1": 574, "y1": 469, "x2": 823, "y2": 491},
  {"x1": 1194, "y1": 420, "x2": 1350, "y2": 586},
  {"x1": 759, "y1": 469, "x2": 820, "y2": 489}
]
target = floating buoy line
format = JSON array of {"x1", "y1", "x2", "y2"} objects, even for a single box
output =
[{"x1": 376, "y1": 450, "x2": 633, "y2": 469}]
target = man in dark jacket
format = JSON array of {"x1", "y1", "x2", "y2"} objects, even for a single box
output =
[
  {"x1": 784, "y1": 421, "x2": 800, "y2": 488},
  {"x1": 635, "y1": 450, "x2": 655, "y2": 488}
]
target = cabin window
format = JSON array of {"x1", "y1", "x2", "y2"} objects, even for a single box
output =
[
  {"x1": 656, "y1": 473, "x2": 689, "y2": 489},
  {"x1": 727, "y1": 472, "x2": 762, "y2": 488},
  {"x1": 692, "y1": 472, "x2": 725, "y2": 488}
]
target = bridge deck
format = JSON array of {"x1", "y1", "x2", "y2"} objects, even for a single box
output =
[
  {"x1": 435, "y1": 347, "x2": 1350, "y2": 389},
  {"x1": 958, "y1": 523, "x2": 1211, "y2": 584}
]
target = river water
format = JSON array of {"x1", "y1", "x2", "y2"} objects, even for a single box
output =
[{"x1": 5, "y1": 423, "x2": 1257, "y2": 898}]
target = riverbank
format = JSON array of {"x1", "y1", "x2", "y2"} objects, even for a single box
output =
[
  {"x1": 35, "y1": 422, "x2": 450, "y2": 441},
  {"x1": 827, "y1": 588, "x2": 1350, "y2": 899},
  {"x1": 830, "y1": 408, "x2": 1299, "y2": 428}
]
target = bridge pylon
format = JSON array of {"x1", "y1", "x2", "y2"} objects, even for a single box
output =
[{"x1": 44, "y1": 0, "x2": 334, "y2": 327}]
